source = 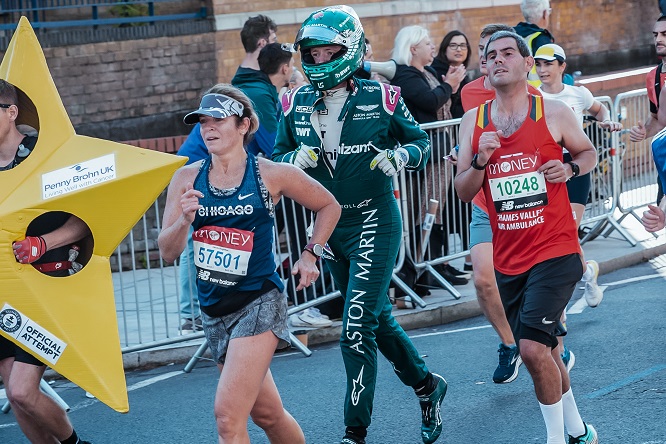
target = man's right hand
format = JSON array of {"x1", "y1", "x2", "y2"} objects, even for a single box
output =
[
  {"x1": 293, "y1": 144, "x2": 319, "y2": 170},
  {"x1": 13, "y1": 236, "x2": 47, "y2": 264},
  {"x1": 477, "y1": 130, "x2": 503, "y2": 165},
  {"x1": 630, "y1": 122, "x2": 647, "y2": 142}
]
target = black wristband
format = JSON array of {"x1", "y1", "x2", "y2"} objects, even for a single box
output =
[{"x1": 471, "y1": 154, "x2": 487, "y2": 170}]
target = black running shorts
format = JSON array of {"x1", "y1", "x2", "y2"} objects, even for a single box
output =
[
  {"x1": 0, "y1": 336, "x2": 44, "y2": 366},
  {"x1": 495, "y1": 253, "x2": 583, "y2": 348}
]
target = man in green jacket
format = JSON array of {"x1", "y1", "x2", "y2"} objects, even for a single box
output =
[{"x1": 272, "y1": 6, "x2": 447, "y2": 444}]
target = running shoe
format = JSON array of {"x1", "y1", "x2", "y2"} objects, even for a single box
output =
[
  {"x1": 419, "y1": 373, "x2": 447, "y2": 444},
  {"x1": 340, "y1": 433, "x2": 365, "y2": 444},
  {"x1": 583, "y1": 260, "x2": 604, "y2": 308},
  {"x1": 493, "y1": 343, "x2": 522, "y2": 384},
  {"x1": 561, "y1": 345, "x2": 576, "y2": 372},
  {"x1": 341, "y1": 438, "x2": 365, "y2": 444},
  {"x1": 568, "y1": 423, "x2": 598, "y2": 444},
  {"x1": 289, "y1": 307, "x2": 333, "y2": 328},
  {"x1": 179, "y1": 317, "x2": 202, "y2": 335}
]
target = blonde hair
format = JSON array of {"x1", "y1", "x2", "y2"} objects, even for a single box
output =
[
  {"x1": 204, "y1": 83, "x2": 259, "y2": 146},
  {"x1": 391, "y1": 25, "x2": 430, "y2": 66}
]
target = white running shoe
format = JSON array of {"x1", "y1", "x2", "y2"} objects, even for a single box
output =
[
  {"x1": 290, "y1": 307, "x2": 333, "y2": 328},
  {"x1": 583, "y1": 260, "x2": 604, "y2": 308}
]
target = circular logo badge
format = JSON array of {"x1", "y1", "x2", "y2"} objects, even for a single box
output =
[
  {"x1": 209, "y1": 231, "x2": 220, "y2": 241},
  {"x1": 0, "y1": 308, "x2": 22, "y2": 333},
  {"x1": 501, "y1": 162, "x2": 511, "y2": 173}
]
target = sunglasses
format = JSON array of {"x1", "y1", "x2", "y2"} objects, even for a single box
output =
[
  {"x1": 281, "y1": 43, "x2": 296, "y2": 53},
  {"x1": 0, "y1": 104, "x2": 13, "y2": 108}
]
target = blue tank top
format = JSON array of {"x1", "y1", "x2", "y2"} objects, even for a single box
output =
[{"x1": 192, "y1": 153, "x2": 283, "y2": 308}]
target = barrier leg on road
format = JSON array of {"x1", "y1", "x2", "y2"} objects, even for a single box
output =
[
  {"x1": 391, "y1": 273, "x2": 427, "y2": 308},
  {"x1": 607, "y1": 210, "x2": 656, "y2": 242},
  {"x1": 183, "y1": 341, "x2": 210, "y2": 373},
  {"x1": 422, "y1": 264, "x2": 462, "y2": 300},
  {"x1": 288, "y1": 332, "x2": 312, "y2": 357},
  {"x1": 2, "y1": 378, "x2": 70, "y2": 414}
]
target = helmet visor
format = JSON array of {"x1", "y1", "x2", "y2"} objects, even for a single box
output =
[{"x1": 295, "y1": 26, "x2": 346, "y2": 50}]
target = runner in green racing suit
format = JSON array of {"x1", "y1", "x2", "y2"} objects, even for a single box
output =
[{"x1": 272, "y1": 7, "x2": 447, "y2": 444}]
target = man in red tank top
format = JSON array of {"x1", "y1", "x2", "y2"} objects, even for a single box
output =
[
  {"x1": 455, "y1": 31, "x2": 598, "y2": 444},
  {"x1": 457, "y1": 23, "x2": 543, "y2": 385}
]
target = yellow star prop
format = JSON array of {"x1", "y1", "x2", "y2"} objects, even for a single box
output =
[{"x1": 0, "y1": 17, "x2": 185, "y2": 413}]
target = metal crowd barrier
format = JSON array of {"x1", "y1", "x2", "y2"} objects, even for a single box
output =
[
  {"x1": 609, "y1": 89, "x2": 659, "y2": 242},
  {"x1": 578, "y1": 96, "x2": 637, "y2": 245},
  {"x1": 405, "y1": 118, "x2": 467, "y2": 300},
  {"x1": 111, "y1": 93, "x2": 639, "y2": 361}
]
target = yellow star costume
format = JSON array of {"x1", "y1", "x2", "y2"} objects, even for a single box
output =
[{"x1": 0, "y1": 17, "x2": 185, "y2": 412}]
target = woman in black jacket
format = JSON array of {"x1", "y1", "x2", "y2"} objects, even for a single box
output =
[
  {"x1": 431, "y1": 30, "x2": 472, "y2": 119},
  {"x1": 390, "y1": 25, "x2": 466, "y2": 124}
]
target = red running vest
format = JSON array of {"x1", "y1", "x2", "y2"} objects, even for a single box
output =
[{"x1": 472, "y1": 94, "x2": 581, "y2": 275}]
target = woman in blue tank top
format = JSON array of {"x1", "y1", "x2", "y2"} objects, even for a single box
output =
[{"x1": 158, "y1": 84, "x2": 340, "y2": 444}]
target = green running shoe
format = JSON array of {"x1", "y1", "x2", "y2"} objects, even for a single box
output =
[
  {"x1": 568, "y1": 423, "x2": 598, "y2": 444},
  {"x1": 418, "y1": 373, "x2": 447, "y2": 444},
  {"x1": 561, "y1": 345, "x2": 576, "y2": 372}
]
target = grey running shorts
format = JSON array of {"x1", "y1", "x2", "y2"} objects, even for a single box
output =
[
  {"x1": 469, "y1": 203, "x2": 493, "y2": 249},
  {"x1": 201, "y1": 287, "x2": 290, "y2": 364}
]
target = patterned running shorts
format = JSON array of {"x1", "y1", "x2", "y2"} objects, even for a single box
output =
[{"x1": 201, "y1": 287, "x2": 291, "y2": 364}]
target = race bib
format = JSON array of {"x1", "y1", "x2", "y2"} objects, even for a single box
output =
[
  {"x1": 489, "y1": 170, "x2": 548, "y2": 213},
  {"x1": 192, "y1": 226, "x2": 253, "y2": 288}
]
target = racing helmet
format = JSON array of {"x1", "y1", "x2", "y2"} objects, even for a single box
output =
[{"x1": 295, "y1": 5, "x2": 365, "y2": 91}]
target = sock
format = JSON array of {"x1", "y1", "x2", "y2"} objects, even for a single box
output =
[
  {"x1": 412, "y1": 372, "x2": 435, "y2": 395},
  {"x1": 539, "y1": 400, "x2": 565, "y2": 444},
  {"x1": 581, "y1": 263, "x2": 594, "y2": 281},
  {"x1": 562, "y1": 388, "x2": 586, "y2": 437},
  {"x1": 60, "y1": 429, "x2": 79, "y2": 444}
]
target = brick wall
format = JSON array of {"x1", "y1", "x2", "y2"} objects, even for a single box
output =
[
  {"x1": 213, "y1": 0, "x2": 659, "y2": 81},
  {"x1": 0, "y1": 1, "x2": 658, "y2": 141}
]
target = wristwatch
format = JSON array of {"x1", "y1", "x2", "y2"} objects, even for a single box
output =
[
  {"x1": 303, "y1": 243, "x2": 323, "y2": 258},
  {"x1": 471, "y1": 153, "x2": 488, "y2": 170},
  {"x1": 567, "y1": 162, "x2": 580, "y2": 179}
]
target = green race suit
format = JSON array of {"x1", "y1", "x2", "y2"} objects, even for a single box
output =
[{"x1": 273, "y1": 78, "x2": 431, "y2": 428}]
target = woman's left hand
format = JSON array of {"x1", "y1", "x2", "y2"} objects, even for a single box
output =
[{"x1": 292, "y1": 253, "x2": 321, "y2": 291}]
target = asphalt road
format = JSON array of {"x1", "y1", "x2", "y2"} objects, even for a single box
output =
[{"x1": 2, "y1": 260, "x2": 665, "y2": 443}]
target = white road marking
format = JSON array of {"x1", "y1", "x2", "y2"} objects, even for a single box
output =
[
  {"x1": 409, "y1": 324, "x2": 492, "y2": 339},
  {"x1": 602, "y1": 273, "x2": 666, "y2": 287},
  {"x1": 126, "y1": 370, "x2": 182, "y2": 392},
  {"x1": 567, "y1": 295, "x2": 591, "y2": 314}
]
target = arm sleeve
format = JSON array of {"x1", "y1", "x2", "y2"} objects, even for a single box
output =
[
  {"x1": 393, "y1": 68, "x2": 452, "y2": 115},
  {"x1": 271, "y1": 101, "x2": 299, "y2": 164},
  {"x1": 389, "y1": 96, "x2": 431, "y2": 171}
]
